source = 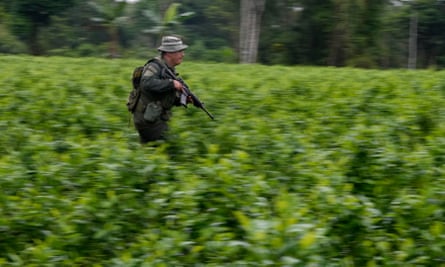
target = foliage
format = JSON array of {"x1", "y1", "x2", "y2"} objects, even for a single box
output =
[
  {"x1": 0, "y1": 55, "x2": 445, "y2": 266},
  {"x1": 0, "y1": 8, "x2": 26, "y2": 54},
  {"x1": 87, "y1": 0, "x2": 129, "y2": 58},
  {"x1": 139, "y1": 2, "x2": 195, "y2": 44},
  {"x1": 7, "y1": 0, "x2": 74, "y2": 55},
  {"x1": 2, "y1": 0, "x2": 445, "y2": 67},
  {"x1": 411, "y1": 0, "x2": 445, "y2": 67},
  {"x1": 175, "y1": 0, "x2": 239, "y2": 63}
]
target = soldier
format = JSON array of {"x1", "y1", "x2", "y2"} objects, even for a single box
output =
[{"x1": 132, "y1": 35, "x2": 189, "y2": 144}]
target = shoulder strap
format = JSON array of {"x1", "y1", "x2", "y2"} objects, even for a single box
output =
[
  {"x1": 131, "y1": 57, "x2": 163, "y2": 91},
  {"x1": 145, "y1": 57, "x2": 175, "y2": 79}
]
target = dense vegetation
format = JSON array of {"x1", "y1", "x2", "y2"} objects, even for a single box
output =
[
  {"x1": 1, "y1": 55, "x2": 444, "y2": 266},
  {"x1": 2, "y1": 0, "x2": 445, "y2": 68}
]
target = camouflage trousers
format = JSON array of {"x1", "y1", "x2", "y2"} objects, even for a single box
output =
[{"x1": 134, "y1": 118, "x2": 169, "y2": 144}]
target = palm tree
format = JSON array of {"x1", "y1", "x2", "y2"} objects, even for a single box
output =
[
  {"x1": 141, "y1": 2, "x2": 194, "y2": 44},
  {"x1": 88, "y1": 0, "x2": 129, "y2": 58}
]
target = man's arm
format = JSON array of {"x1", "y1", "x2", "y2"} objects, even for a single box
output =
[{"x1": 140, "y1": 63, "x2": 175, "y2": 94}]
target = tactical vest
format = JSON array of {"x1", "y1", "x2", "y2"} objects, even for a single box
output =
[{"x1": 127, "y1": 57, "x2": 180, "y2": 123}]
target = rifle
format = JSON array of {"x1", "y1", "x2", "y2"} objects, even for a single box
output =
[{"x1": 164, "y1": 68, "x2": 215, "y2": 120}]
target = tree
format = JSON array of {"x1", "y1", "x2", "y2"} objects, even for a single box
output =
[
  {"x1": 140, "y1": 2, "x2": 194, "y2": 46},
  {"x1": 296, "y1": 0, "x2": 334, "y2": 65},
  {"x1": 239, "y1": 0, "x2": 266, "y2": 63},
  {"x1": 0, "y1": 5, "x2": 26, "y2": 54},
  {"x1": 408, "y1": 11, "x2": 418, "y2": 69},
  {"x1": 381, "y1": 0, "x2": 445, "y2": 68},
  {"x1": 325, "y1": 0, "x2": 387, "y2": 67},
  {"x1": 411, "y1": 0, "x2": 445, "y2": 67},
  {"x1": 10, "y1": 0, "x2": 74, "y2": 55},
  {"x1": 178, "y1": 0, "x2": 239, "y2": 62},
  {"x1": 88, "y1": 0, "x2": 129, "y2": 58},
  {"x1": 258, "y1": 0, "x2": 304, "y2": 65}
]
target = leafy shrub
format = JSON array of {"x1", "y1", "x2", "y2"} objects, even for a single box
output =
[
  {"x1": 186, "y1": 40, "x2": 236, "y2": 63},
  {"x1": 0, "y1": 25, "x2": 27, "y2": 54},
  {"x1": 0, "y1": 55, "x2": 444, "y2": 266}
]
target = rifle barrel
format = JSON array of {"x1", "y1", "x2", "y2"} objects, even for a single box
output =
[{"x1": 202, "y1": 107, "x2": 215, "y2": 120}]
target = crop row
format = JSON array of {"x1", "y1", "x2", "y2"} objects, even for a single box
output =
[{"x1": 0, "y1": 55, "x2": 444, "y2": 266}]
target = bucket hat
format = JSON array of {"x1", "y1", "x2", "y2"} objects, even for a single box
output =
[{"x1": 157, "y1": 36, "x2": 188, "y2": 52}]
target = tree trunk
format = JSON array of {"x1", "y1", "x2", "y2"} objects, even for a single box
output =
[
  {"x1": 29, "y1": 23, "x2": 42, "y2": 55},
  {"x1": 109, "y1": 25, "x2": 119, "y2": 58},
  {"x1": 408, "y1": 12, "x2": 417, "y2": 69},
  {"x1": 239, "y1": 0, "x2": 265, "y2": 63},
  {"x1": 328, "y1": 1, "x2": 349, "y2": 66}
]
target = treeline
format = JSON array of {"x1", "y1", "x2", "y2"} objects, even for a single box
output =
[{"x1": 1, "y1": 0, "x2": 445, "y2": 68}]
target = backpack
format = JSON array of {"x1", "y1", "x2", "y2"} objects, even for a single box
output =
[
  {"x1": 126, "y1": 65, "x2": 144, "y2": 113},
  {"x1": 127, "y1": 58, "x2": 168, "y2": 113}
]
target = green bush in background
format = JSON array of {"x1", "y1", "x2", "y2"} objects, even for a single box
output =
[{"x1": 0, "y1": 55, "x2": 444, "y2": 266}]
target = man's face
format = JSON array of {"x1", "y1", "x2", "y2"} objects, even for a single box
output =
[{"x1": 167, "y1": 50, "x2": 185, "y2": 66}]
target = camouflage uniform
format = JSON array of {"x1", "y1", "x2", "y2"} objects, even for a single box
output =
[{"x1": 133, "y1": 57, "x2": 181, "y2": 143}]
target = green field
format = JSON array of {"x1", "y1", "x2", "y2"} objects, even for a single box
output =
[{"x1": 1, "y1": 55, "x2": 444, "y2": 266}]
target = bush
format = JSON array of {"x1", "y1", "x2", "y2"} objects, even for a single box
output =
[
  {"x1": 0, "y1": 25, "x2": 27, "y2": 54},
  {"x1": 187, "y1": 40, "x2": 236, "y2": 63},
  {"x1": 0, "y1": 55, "x2": 444, "y2": 266}
]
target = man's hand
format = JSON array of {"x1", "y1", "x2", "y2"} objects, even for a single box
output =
[
  {"x1": 173, "y1": 80, "x2": 184, "y2": 92},
  {"x1": 173, "y1": 80, "x2": 193, "y2": 103}
]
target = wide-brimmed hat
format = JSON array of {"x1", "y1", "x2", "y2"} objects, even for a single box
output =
[{"x1": 157, "y1": 36, "x2": 188, "y2": 52}]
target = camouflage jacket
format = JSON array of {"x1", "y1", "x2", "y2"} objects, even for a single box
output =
[{"x1": 133, "y1": 57, "x2": 180, "y2": 123}]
